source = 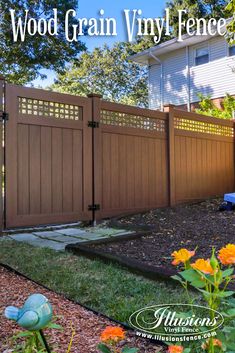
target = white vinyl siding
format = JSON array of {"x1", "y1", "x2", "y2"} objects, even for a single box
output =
[
  {"x1": 148, "y1": 35, "x2": 235, "y2": 110},
  {"x1": 149, "y1": 48, "x2": 188, "y2": 109},
  {"x1": 162, "y1": 49, "x2": 188, "y2": 107},
  {"x1": 189, "y1": 36, "x2": 235, "y2": 102},
  {"x1": 149, "y1": 64, "x2": 161, "y2": 110}
]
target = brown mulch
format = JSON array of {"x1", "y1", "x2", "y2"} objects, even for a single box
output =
[
  {"x1": 0, "y1": 267, "x2": 164, "y2": 353},
  {"x1": 90, "y1": 199, "x2": 235, "y2": 269}
]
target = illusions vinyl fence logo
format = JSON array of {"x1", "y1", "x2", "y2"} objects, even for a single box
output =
[{"x1": 129, "y1": 304, "x2": 224, "y2": 341}]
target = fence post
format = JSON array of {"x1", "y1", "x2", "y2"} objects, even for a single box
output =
[
  {"x1": 168, "y1": 107, "x2": 176, "y2": 206},
  {"x1": 234, "y1": 120, "x2": 235, "y2": 192},
  {"x1": 87, "y1": 93, "x2": 102, "y2": 225},
  {"x1": 0, "y1": 76, "x2": 5, "y2": 232}
]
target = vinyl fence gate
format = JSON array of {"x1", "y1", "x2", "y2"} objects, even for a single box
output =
[{"x1": 1, "y1": 78, "x2": 235, "y2": 229}]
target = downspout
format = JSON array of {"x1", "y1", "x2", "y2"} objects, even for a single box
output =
[
  {"x1": 149, "y1": 51, "x2": 164, "y2": 111},
  {"x1": 186, "y1": 46, "x2": 191, "y2": 112}
]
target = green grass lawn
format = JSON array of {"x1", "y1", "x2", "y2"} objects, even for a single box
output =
[{"x1": 0, "y1": 239, "x2": 196, "y2": 324}]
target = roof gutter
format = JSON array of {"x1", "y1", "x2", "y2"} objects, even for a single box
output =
[
  {"x1": 186, "y1": 46, "x2": 191, "y2": 112},
  {"x1": 149, "y1": 51, "x2": 164, "y2": 111}
]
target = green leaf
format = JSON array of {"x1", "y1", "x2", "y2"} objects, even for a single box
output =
[
  {"x1": 174, "y1": 310, "x2": 193, "y2": 319},
  {"x1": 180, "y1": 269, "x2": 202, "y2": 283},
  {"x1": 217, "y1": 291, "x2": 235, "y2": 298},
  {"x1": 216, "y1": 330, "x2": 226, "y2": 342},
  {"x1": 13, "y1": 331, "x2": 34, "y2": 338},
  {"x1": 47, "y1": 323, "x2": 63, "y2": 330},
  {"x1": 222, "y1": 268, "x2": 234, "y2": 278},
  {"x1": 221, "y1": 326, "x2": 235, "y2": 333},
  {"x1": 227, "y1": 343, "x2": 235, "y2": 350},
  {"x1": 198, "y1": 288, "x2": 213, "y2": 300},
  {"x1": 191, "y1": 279, "x2": 206, "y2": 288},
  {"x1": 171, "y1": 275, "x2": 185, "y2": 284},
  {"x1": 227, "y1": 308, "x2": 235, "y2": 317},
  {"x1": 226, "y1": 298, "x2": 235, "y2": 307},
  {"x1": 122, "y1": 348, "x2": 139, "y2": 353},
  {"x1": 97, "y1": 343, "x2": 112, "y2": 353},
  {"x1": 183, "y1": 349, "x2": 191, "y2": 353}
]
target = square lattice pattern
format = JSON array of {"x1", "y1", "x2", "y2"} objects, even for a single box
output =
[
  {"x1": 18, "y1": 97, "x2": 82, "y2": 120},
  {"x1": 101, "y1": 110, "x2": 166, "y2": 132},
  {"x1": 174, "y1": 117, "x2": 234, "y2": 137}
]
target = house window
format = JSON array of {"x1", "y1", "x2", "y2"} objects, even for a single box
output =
[
  {"x1": 229, "y1": 45, "x2": 235, "y2": 57},
  {"x1": 195, "y1": 47, "x2": 209, "y2": 66}
]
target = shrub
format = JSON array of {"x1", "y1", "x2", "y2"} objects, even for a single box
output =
[{"x1": 196, "y1": 93, "x2": 235, "y2": 119}]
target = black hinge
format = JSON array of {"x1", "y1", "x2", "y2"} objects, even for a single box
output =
[
  {"x1": 88, "y1": 121, "x2": 99, "y2": 128},
  {"x1": 0, "y1": 112, "x2": 9, "y2": 121},
  {"x1": 88, "y1": 204, "x2": 100, "y2": 211}
]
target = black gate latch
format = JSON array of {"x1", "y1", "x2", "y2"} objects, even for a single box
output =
[
  {"x1": 88, "y1": 204, "x2": 100, "y2": 211},
  {"x1": 88, "y1": 121, "x2": 99, "y2": 128},
  {"x1": 0, "y1": 111, "x2": 9, "y2": 121}
]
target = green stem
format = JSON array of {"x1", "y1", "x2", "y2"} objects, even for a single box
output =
[{"x1": 34, "y1": 332, "x2": 41, "y2": 351}]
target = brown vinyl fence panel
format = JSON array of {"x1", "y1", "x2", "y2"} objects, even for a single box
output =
[
  {"x1": 171, "y1": 109, "x2": 235, "y2": 205},
  {"x1": 94, "y1": 100, "x2": 169, "y2": 218},
  {"x1": 5, "y1": 85, "x2": 92, "y2": 228},
  {"x1": 1, "y1": 81, "x2": 235, "y2": 229}
]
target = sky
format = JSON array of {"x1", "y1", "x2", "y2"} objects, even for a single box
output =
[{"x1": 32, "y1": 0, "x2": 166, "y2": 87}]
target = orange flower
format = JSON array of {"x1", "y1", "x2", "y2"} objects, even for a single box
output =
[
  {"x1": 171, "y1": 249, "x2": 195, "y2": 266},
  {"x1": 100, "y1": 326, "x2": 125, "y2": 343},
  {"x1": 191, "y1": 259, "x2": 215, "y2": 275},
  {"x1": 213, "y1": 339, "x2": 222, "y2": 347},
  {"x1": 202, "y1": 338, "x2": 222, "y2": 349},
  {"x1": 218, "y1": 244, "x2": 235, "y2": 265},
  {"x1": 168, "y1": 346, "x2": 184, "y2": 353}
]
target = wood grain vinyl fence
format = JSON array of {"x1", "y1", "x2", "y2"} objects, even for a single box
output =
[
  {"x1": 5, "y1": 85, "x2": 92, "y2": 228},
  {"x1": 1, "y1": 79, "x2": 234, "y2": 228},
  {"x1": 90, "y1": 96, "x2": 235, "y2": 219}
]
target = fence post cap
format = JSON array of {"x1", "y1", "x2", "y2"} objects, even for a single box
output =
[
  {"x1": 163, "y1": 104, "x2": 176, "y2": 113},
  {"x1": 87, "y1": 93, "x2": 102, "y2": 99}
]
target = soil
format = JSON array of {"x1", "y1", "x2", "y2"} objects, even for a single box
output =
[
  {"x1": 0, "y1": 266, "x2": 164, "y2": 353},
  {"x1": 91, "y1": 199, "x2": 235, "y2": 269}
]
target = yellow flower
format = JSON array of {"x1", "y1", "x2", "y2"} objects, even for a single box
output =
[
  {"x1": 218, "y1": 244, "x2": 235, "y2": 265},
  {"x1": 168, "y1": 346, "x2": 184, "y2": 353},
  {"x1": 100, "y1": 326, "x2": 125, "y2": 343},
  {"x1": 171, "y1": 249, "x2": 195, "y2": 266},
  {"x1": 191, "y1": 259, "x2": 215, "y2": 275}
]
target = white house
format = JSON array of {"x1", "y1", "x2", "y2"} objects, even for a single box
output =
[{"x1": 130, "y1": 31, "x2": 235, "y2": 111}]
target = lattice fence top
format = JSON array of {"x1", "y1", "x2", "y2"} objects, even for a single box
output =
[
  {"x1": 174, "y1": 117, "x2": 234, "y2": 137},
  {"x1": 101, "y1": 110, "x2": 166, "y2": 132},
  {"x1": 18, "y1": 97, "x2": 82, "y2": 120}
]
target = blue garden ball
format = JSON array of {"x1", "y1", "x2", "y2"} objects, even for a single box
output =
[{"x1": 4, "y1": 293, "x2": 53, "y2": 331}]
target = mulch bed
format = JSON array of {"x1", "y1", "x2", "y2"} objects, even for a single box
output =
[
  {"x1": 88, "y1": 199, "x2": 235, "y2": 271},
  {"x1": 0, "y1": 266, "x2": 164, "y2": 353}
]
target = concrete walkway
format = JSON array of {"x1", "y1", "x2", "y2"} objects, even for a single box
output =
[{"x1": 3, "y1": 227, "x2": 134, "y2": 251}]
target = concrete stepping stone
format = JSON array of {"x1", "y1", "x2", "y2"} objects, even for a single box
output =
[
  {"x1": 37, "y1": 234, "x2": 82, "y2": 243},
  {"x1": 58, "y1": 232, "x2": 100, "y2": 240},
  {"x1": 5, "y1": 227, "x2": 135, "y2": 250},
  {"x1": 109, "y1": 230, "x2": 134, "y2": 237},
  {"x1": 80, "y1": 233, "x2": 107, "y2": 240},
  {"x1": 8, "y1": 233, "x2": 65, "y2": 251},
  {"x1": 33, "y1": 231, "x2": 62, "y2": 238},
  {"x1": 25, "y1": 238, "x2": 66, "y2": 251},
  {"x1": 56, "y1": 228, "x2": 87, "y2": 236},
  {"x1": 9, "y1": 233, "x2": 39, "y2": 242}
]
